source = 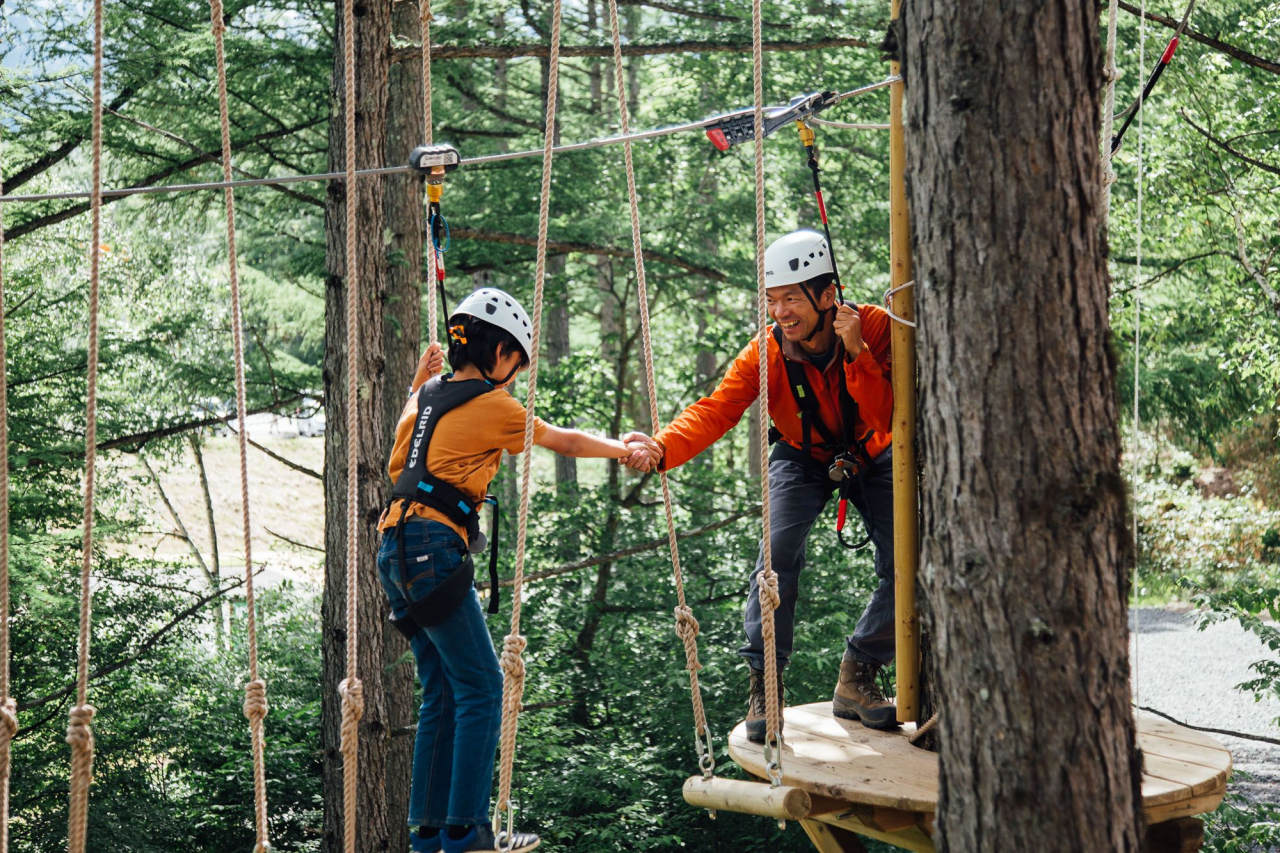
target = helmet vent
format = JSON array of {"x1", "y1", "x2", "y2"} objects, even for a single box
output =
[
  {"x1": 788, "y1": 259, "x2": 800, "y2": 271},
  {"x1": 485, "y1": 303, "x2": 497, "y2": 315}
]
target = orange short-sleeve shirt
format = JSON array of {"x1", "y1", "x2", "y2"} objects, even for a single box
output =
[{"x1": 379, "y1": 381, "x2": 548, "y2": 544}]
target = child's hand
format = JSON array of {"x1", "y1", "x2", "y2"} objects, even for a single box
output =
[
  {"x1": 621, "y1": 431, "x2": 662, "y2": 472},
  {"x1": 418, "y1": 342, "x2": 445, "y2": 378}
]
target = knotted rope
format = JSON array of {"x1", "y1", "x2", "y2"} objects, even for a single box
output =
[
  {"x1": 207, "y1": 3, "x2": 272, "y2": 847},
  {"x1": 420, "y1": 0, "x2": 439, "y2": 347},
  {"x1": 1099, "y1": 0, "x2": 1121, "y2": 212},
  {"x1": 908, "y1": 710, "x2": 939, "y2": 746},
  {"x1": 339, "y1": 0, "x2": 363, "y2": 849},
  {"x1": 67, "y1": 1, "x2": 106, "y2": 849},
  {"x1": 603, "y1": 0, "x2": 713, "y2": 776},
  {"x1": 751, "y1": 0, "x2": 784, "y2": 781},
  {"x1": 495, "y1": 0, "x2": 562, "y2": 839},
  {"x1": 0, "y1": 88, "x2": 15, "y2": 853}
]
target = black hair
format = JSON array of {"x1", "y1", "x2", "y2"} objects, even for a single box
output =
[
  {"x1": 447, "y1": 315, "x2": 530, "y2": 378},
  {"x1": 799, "y1": 272, "x2": 838, "y2": 304}
]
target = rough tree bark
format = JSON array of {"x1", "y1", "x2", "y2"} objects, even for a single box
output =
[
  {"x1": 380, "y1": 1, "x2": 426, "y2": 846},
  {"x1": 321, "y1": 0, "x2": 394, "y2": 850},
  {"x1": 902, "y1": 2, "x2": 1143, "y2": 850}
]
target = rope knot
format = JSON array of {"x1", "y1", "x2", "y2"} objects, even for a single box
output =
[
  {"x1": 0, "y1": 698, "x2": 17, "y2": 743},
  {"x1": 243, "y1": 679, "x2": 269, "y2": 723},
  {"x1": 420, "y1": 9, "x2": 435, "y2": 24},
  {"x1": 499, "y1": 635, "x2": 527, "y2": 681},
  {"x1": 758, "y1": 570, "x2": 781, "y2": 610},
  {"x1": 339, "y1": 677, "x2": 364, "y2": 723},
  {"x1": 673, "y1": 605, "x2": 700, "y2": 642},
  {"x1": 66, "y1": 704, "x2": 96, "y2": 751},
  {"x1": 1102, "y1": 168, "x2": 1118, "y2": 187}
]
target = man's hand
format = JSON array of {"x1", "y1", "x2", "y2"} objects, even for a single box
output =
[
  {"x1": 834, "y1": 304, "x2": 865, "y2": 359},
  {"x1": 620, "y1": 431, "x2": 662, "y2": 472},
  {"x1": 412, "y1": 342, "x2": 445, "y2": 390}
]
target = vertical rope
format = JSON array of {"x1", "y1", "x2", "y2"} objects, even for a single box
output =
[
  {"x1": 0, "y1": 99, "x2": 16, "y2": 853},
  {"x1": 1131, "y1": 0, "x2": 1147, "y2": 715},
  {"x1": 420, "y1": 0, "x2": 438, "y2": 347},
  {"x1": 603, "y1": 0, "x2": 712, "y2": 771},
  {"x1": 206, "y1": 4, "x2": 270, "y2": 849},
  {"x1": 1099, "y1": 0, "x2": 1121, "y2": 214},
  {"x1": 495, "y1": 0, "x2": 562, "y2": 836},
  {"x1": 751, "y1": 0, "x2": 783, "y2": 777},
  {"x1": 67, "y1": 1, "x2": 106, "y2": 849},
  {"x1": 338, "y1": 0, "x2": 364, "y2": 850}
]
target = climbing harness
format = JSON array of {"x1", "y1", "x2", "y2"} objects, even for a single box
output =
[
  {"x1": 410, "y1": 143, "x2": 460, "y2": 325},
  {"x1": 768, "y1": 324, "x2": 876, "y2": 550},
  {"x1": 385, "y1": 374, "x2": 504, "y2": 631}
]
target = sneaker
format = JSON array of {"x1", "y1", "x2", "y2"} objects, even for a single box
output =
[
  {"x1": 744, "y1": 667, "x2": 785, "y2": 745},
  {"x1": 441, "y1": 825, "x2": 540, "y2": 853},
  {"x1": 832, "y1": 650, "x2": 899, "y2": 730},
  {"x1": 412, "y1": 826, "x2": 442, "y2": 853}
]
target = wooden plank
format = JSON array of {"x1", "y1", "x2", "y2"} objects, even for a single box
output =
[
  {"x1": 801, "y1": 820, "x2": 869, "y2": 853},
  {"x1": 1142, "y1": 753, "x2": 1228, "y2": 796},
  {"x1": 1140, "y1": 730, "x2": 1233, "y2": 774},
  {"x1": 1139, "y1": 715, "x2": 1234, "y2": 756},
  {"x1": 1141, "y1": 771, "x2": 1195, "y2": 807},
  {"x1": 839, "y1": 803, "x2": 918, "y2": 833},
  {"x1": 816, "y1": 811, "x2": 937, "y2": 853},
  {"x1": 1145, "y1": 787, "x2": 1227, "y2": 825},
  {"x1": 729, "y1": 708, "x2": 939, "y2": 812}
]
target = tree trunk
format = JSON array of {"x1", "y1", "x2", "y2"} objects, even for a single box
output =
[
  {"x1": 380, "y1": 3, "x2": 425, "y2": 847},
  {"x1": 902, "y1": 2, "x2": 1143, "y2": 850},
  {"x1": 547, "y1": 257, "x2": 577, "y2": 490},
  {"x1": 321, "y1": 0, "x2": 394, "y2": 850}
]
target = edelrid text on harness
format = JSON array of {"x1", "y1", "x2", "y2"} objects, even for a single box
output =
[
  {"x1": 387, "y1": 374, "x2": 502, "y2": 638},
  {"x1": 769, "y1": 321, "x2": 877, "y2": 549}
]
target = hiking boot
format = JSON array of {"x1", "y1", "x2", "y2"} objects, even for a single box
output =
[
  {"x1": 441, "y1": 825, "x2": 539, "y2": 853},
  {"x1": 745, "y1": 667, "x2": 785, "y2": 745},
  {"x1": 833, "y1": 651, "x2": 899, "y2": 730}
]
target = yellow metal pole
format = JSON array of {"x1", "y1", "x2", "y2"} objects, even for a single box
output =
[{"x1": 889, "y1": 0, "x2": 920, "y2": 724}]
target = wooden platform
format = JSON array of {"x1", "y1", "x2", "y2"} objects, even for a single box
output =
[{"x1": 727, "y1": 702, "x2": 1231, "y2": 852}]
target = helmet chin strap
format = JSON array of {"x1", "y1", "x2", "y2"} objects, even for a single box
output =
[
  {"x1": 797, "y1": 286, "x2": 836, "y2": 344},
  {"x1": 483, "y1": 360, "x2": 522, "y2": 387}
]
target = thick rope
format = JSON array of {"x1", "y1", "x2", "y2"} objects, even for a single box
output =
[
  {"x1": 1100, "y1": 0, "x2": 1121, "y2": 213},
  {"x1": 0, "y1": 103, "x2": 15, "y2": 853},
  {"x1": 751, "y1": 0, "x2": 783, "y2": 778},
  {"x1": 603, "y1": 0, "x2": 712, "y2": 769},
  {"x1": 495, "y1": 0, "x2": 562, "y2": 836},
  {"x1": 908, "y1": 710, "x2": 939, "y2": 746},
  {"x1": 420, "y1": 0, "x2": 438, "y2": 347},
  {"x1": 67, "y1": 1, "x2": 106, "y2": 849},
  {"x1": 207, "y1": 4, "x2": 271, "y2": 848},
  {"x1": 339, "y1": 0, "x2": 363, "y2": 849}
]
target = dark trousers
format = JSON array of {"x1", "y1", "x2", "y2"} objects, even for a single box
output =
[{"x1": 739, "y1": 446, "x2": 896, "y2": 671}]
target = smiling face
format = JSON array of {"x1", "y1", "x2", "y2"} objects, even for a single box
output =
[{"x1": 766, "y1": 280, "x2": 836, "y2": 343}]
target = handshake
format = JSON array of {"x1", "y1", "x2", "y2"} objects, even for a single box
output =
[{"x1": 619, "y1": 431, "x2": 663, "y2": 473}]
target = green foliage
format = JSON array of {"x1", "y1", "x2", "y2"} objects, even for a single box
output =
[{"x1": 1203, "y1": 781, "x2": 1280, "y2": 853}]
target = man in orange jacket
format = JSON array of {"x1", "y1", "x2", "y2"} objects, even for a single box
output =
[{"x1": 625, "y1": 230, "x2": 898, "y2": 736}]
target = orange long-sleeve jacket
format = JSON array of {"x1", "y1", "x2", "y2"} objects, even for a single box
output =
[{"x1": 656, "y1": 304, "x2": 893, "y2": 470}]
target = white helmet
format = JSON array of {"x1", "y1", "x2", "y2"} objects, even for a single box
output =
[
  {"x1": 450, "y1": 288, "x2": 534, "y2": 361},
  {"x1": 764, "y1": 230, "x2": 835, "y2": 289}
]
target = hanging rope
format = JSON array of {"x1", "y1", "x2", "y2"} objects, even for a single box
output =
[
  {"x1": 0, "y1": 99, "x2": 16, "y2": 853},
  {"x1": 206, "y1": 3, "x2": 271, "y2": 849},
  {"x1": 338, "y1": 0, "x2": 363, "y2": 850},
  {"x1": 751, "y1": 0, "x2": 784, "y2": 788},
  {"x1": 420, "y1": 0, "x2": 439, "y2": 348},
  {"x1": 603, "y1": 0, "x2": 714, "y2": 780},
  {"x1": 494, "y1": 0, "x2": 562, "y2": 842},
  {"x1": 1099, "y1": 0, "x2": 1122, "y2": 213},
  {"x1": 67, "y1": 1, "x2": 106, "y2": 850}
]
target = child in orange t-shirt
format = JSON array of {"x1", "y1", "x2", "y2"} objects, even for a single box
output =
[{"x1": 379, "y1": 288, "x2": 649, "y2": 853}]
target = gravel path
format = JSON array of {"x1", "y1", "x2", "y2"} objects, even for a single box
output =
[{"x1": 1130, "y1": 606, "x2": 1279, "y2": 806}]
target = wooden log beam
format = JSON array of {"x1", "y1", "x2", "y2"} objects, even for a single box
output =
[
  {"x1": 1147, "y1": 817, "x2": 1205, "y2": 853},
  {"x1": 682, "y1": 777, "x2": 812, "y2": 820},
  {"x1": 391, "y1": 36, "x2": 870, "y2": 64}
]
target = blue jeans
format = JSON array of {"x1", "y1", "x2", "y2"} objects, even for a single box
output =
[
  {"x1": 377, "y1": 519, "x2": 503, "y2": 842},
  {"x1": 740, "y1": 446, "x2": 896, "y2": 671}
]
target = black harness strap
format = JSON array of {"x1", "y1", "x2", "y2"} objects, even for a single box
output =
[
  {"x1": 387, "y1": 375, "x2": 502, "y2": 635},
  {"x1": 772, "y1": 325, "x2": 841, "y2": 463}
]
